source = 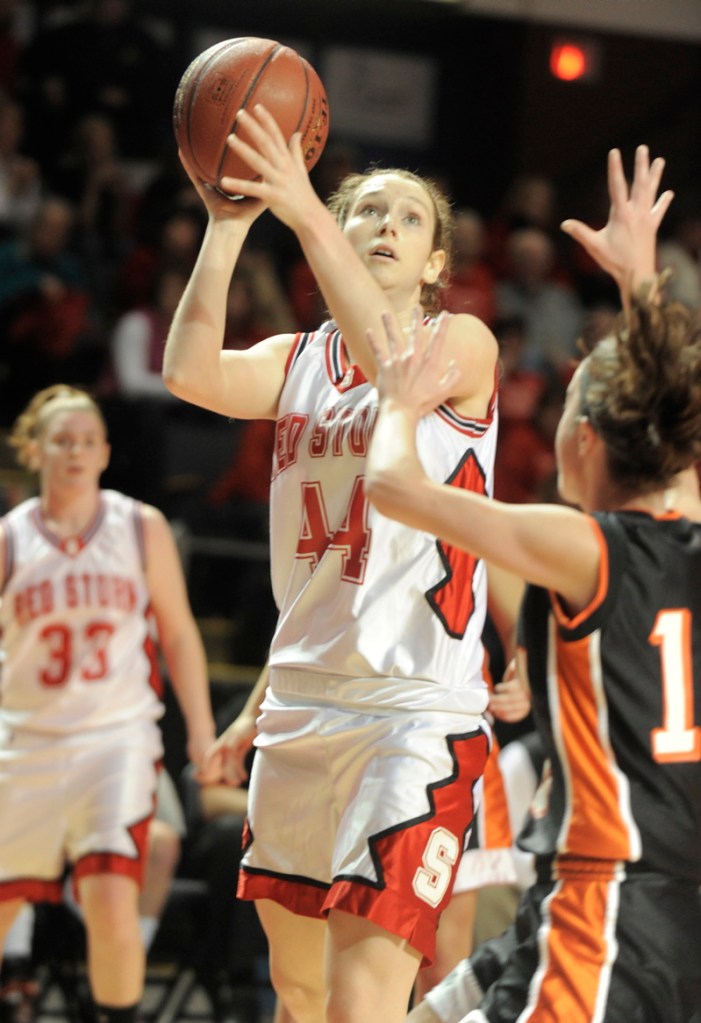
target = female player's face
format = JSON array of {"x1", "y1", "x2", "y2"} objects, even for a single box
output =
[
  {"x1": 554, "y1": 362, "x2": 585, "y2": 507},
  {"x1": 38, "y1": 408, "x2": 110, "y2": 490},
  {"x1": 342, "y1": 174, "x2": 444, "y2": 300}
]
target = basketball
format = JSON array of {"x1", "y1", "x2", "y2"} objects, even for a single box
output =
[{"x1": 173, "y1": 36, "x2": 330, "y2": 195}]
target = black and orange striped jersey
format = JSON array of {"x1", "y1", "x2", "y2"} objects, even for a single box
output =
[{"x1": 517, "y1": 509, "x2": 701, "y2": 883}]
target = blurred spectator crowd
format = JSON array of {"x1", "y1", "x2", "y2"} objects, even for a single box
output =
[{"x1": 1, "y1": 0, "x2": 700, "y2": 521}]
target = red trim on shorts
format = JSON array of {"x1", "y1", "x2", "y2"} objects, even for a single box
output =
[
  {"x1": 0, "y1": 878, "x2": 63, "y2": 903},
  {"x1": 72, "y1": 813, "x2": 151, "y2": 893},
  {"x1": 239, "y1": 728, "x2": 489, "y2": 967},
  {"x1": 73, "y1": 852, "x2": 144, "y2": 887},
  {"x1": 238, "y1": 868, "x2": 330, "y2": 917},
  {"x1": 326, "y1": 879, "x2": 437, "y2": 961},
  {"x1": 327, "y1": 729, "x2": 488, "y2": 965}
]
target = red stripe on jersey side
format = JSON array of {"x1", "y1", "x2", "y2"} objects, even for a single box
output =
[
  {"x1": 143, "y1": 604, "x2": 163, "y2": 698},
  {"x1": 554, "y1": 630, "x2": 635, "y2": 862},
  {"x1": 522, "y1": 871, "x2": 619, "y2": 1022},
  {"x1": 426, "y1": 451, "x2": 487, "y2": 638}
]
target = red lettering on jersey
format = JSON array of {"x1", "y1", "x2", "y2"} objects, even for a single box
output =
[
  {"x1": 297, "y1": 481, "x2": 328, "y2": 572},
  {"x1": 308, "y1": 407, "x2": 334, "y2": 457},
  {"x1": 118, "y1": 578, "x2": 138, "y2": 612},
  {"x1": 426, "y1": 452, "x2": 487, "y2": 638},
  {"x1": 96, "y1": 575, "x2": 114, "y2": 607},
  {"x1": 273, "y1": 414, "x2": 308, "y2": 479},
  {"x1": 65, "y1": 574, "x2": 78, "y2": 608},
  {"x1": 348, "y1": 405, "x2": 377, "y2": 456},
  {"x1": 331, "y1": 408, "x2": 355, "y2": 456},
  {"x1": 308, "y1": 404, "x2": 377, "y2": 460},
  {"x1": 296, "y1": 477, "x2": 371, "y2": 584},
  {"x1": 63, "y1": 574, "x2": 137, "y2": 612},
  {"x1": 14, "y1": 581, "x2": 54, "y2": 625}
]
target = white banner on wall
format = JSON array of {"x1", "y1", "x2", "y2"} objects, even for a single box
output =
[
  {"x1": 456, "y1": 0, "x2": 701, "y2": 42},
  {"x1": 321, "y1": 46, "x2": 438, "y2": 147}
]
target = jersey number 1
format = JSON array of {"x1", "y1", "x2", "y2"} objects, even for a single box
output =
[{"x1": 649, "y1": 608, "x2": 701, "y2": 763}]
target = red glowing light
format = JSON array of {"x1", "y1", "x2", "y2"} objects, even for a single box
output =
[{"x1": 550, "y1": 42, "x2": 589, "y2": 81}]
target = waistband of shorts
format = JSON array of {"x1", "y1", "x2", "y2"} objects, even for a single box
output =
[
  {"x1": 0, "y1": 715, "x2": 162, "y2": 752},
  {"x1": 552, "y1": 855, "x2": 701, "y2": 891},
  {"x1": 267, "y1": 666, "x2": 489, "y2": 717},
  {"x1": 552, "y1": 856, "x2": 626, "y2": 882}
]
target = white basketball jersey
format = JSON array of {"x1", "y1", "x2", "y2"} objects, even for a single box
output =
[
  {"x1": 0, "y1": 490, "x2": 163, "y2": 735},
  {"x1": 268, "y1": 322, "x2": 498, "y2": 713}
]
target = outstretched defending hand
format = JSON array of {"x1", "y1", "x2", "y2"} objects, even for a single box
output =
[
  {"x1": 368, "y1": 309, "x2": 459, "y2": 419},
  {"x1": 560, "y1": 145, "x2": 674, "y2": 304}
]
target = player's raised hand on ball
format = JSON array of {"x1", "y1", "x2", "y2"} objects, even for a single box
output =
[
  {"x1": 220, "y1": 105, "x2": 320, "y2": 230},
  {"x1": 178, "y1": 147, "x2": 266, "y2": 224}
]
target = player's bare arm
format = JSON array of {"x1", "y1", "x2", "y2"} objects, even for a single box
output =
[
  {"x1": 163, "y1": 149, "x2": 293, "y2": 419},
  {"x1": 142, "y1": 504, "x2": 216, "y2": 776},
  {"x1": 208, "y1": 661, "x2": 271, "y2": 787}
]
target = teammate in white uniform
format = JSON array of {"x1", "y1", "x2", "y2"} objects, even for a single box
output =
[
  {"x1": 0, "y1": 386, "x2": 217, "y2": 1023},
  {"x1": 163, "y1": 105, "x2": 499, "y2": 1023}
]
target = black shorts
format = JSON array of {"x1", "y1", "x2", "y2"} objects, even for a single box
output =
[{"x1": 478, "y1": 864, "x2": 701, "y2": 1023}]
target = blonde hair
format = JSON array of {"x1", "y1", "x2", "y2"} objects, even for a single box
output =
[
  {"x1": 9, "y1": 385, "x2": 106, "y2": 470},
  {"x1": 580, "y1": 280, "x2": 701, "y2": 491},
  {"x1": 326, "y1": 167, "x2": 454, "y2": 315}
]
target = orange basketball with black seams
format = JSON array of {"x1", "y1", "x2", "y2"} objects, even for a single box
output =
[{"x1": 173, "y1": 36, "x2": 330, "y2": 194}]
